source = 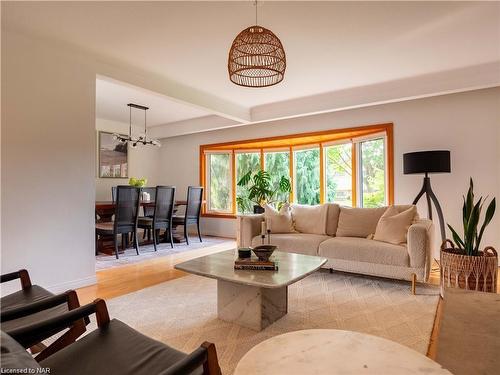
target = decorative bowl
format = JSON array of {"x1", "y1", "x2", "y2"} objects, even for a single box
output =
[{"x1": 252, "y1": 245, "x2": 277, "y2": 262}]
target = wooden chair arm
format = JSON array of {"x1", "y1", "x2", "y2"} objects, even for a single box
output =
[
  {"x1": 1, "y1": 269, "x2": 32, "y2": 289},
  {"x1": 8, "y1": 299, "x2": 109, "y2": 349},
  {"x1": 1, "y1": 290, "x2": 80, "y2": 322},
  {"x1": 160, "y1": 342, "x2": 221, "y2": 375}
]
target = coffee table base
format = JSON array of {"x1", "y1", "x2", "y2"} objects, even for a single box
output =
[{"x1": 217, "y1": 280, "x2": 287, "y2": 331}]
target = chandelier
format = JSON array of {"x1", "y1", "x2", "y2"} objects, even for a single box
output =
[
  {"x1": 113, "y1": 103, "x2": 161, "y2": 148},
  {"x1": 228, "y1": 1, "x2": 286, "y2": 88}
]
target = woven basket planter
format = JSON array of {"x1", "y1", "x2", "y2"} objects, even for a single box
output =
[{"x1": 440, "y1": 239, "x2": 498, "y2": 296}]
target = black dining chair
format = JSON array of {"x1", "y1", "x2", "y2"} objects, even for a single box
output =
[
  {"x1": 96, "y1": 186, "x2": 141, "y2": 259},
  {"x1": 140, "y1": 187, "x2": 156, "y2": 240},
  {"x1": 138, "y1": 186, "x2": 176, "y2": 251},
  {"x1": 172, "y1": 186, "x2": 203, "y2": 245}
]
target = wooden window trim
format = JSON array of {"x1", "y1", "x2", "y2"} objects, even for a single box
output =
[{"x1": 200, "y1": 123, "x2": 394, "y2": 218}]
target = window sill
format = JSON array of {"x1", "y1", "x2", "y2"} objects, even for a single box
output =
[{"x1": 202, "y1": 213, "x2": 236, "y2": 219}]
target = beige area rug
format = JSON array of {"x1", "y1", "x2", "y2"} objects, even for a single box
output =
[
  {"x1": 100, "y1": 270, "x2": 439, "y2": 374},
  {"x1": 95, "y1": 236, "x2": 236, "y2": 270}
]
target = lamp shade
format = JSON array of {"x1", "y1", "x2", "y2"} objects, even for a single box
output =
[{"x1": 403, "y1": 150, "x2": 451, "y2": 174}]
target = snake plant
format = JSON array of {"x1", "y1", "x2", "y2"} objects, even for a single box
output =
[{"x1": 447, "y1": 178, "x2": 496, "y2": 256}]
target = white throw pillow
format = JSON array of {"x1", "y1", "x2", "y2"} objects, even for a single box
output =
[
  {"x1": 291, "y1": 204, "x2": 328, "y2": 235},
  {"x1": 373, "y1": 205, "x2": 417, "y2": 245},
  {"x1": 336, "y1": 206, "x2": 387, "y2": 238},
  {"x1": 264, "y1": 203, "x2": 295, "y2": 233}
]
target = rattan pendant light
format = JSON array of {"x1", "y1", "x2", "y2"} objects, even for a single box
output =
[{"x1": 228, "y1": 1, "x2": 286, "y2": 88}]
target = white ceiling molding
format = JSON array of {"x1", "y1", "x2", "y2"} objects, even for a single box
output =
[
  {"x1": 250, "y1": 62, "x2": 500, "y2": 123},
  {"x1": 149, "y1": 115, "x2": 240, "y2": 139}
]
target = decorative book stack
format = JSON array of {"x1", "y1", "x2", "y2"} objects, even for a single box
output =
[{"x1": 234, "y1": 257, "x2": 279, "y2": 271}]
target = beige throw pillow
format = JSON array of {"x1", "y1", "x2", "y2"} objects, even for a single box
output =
[
  {"x1": 264, "y1": 203, "x2": 295, "y2": 233},
  {"x1": 373, "y1": 205, "x2": 417, "y2": 245},
  {"x1": 291, "y1": 204, "x2": 328, "y2": 235},
  {"x1": 336, "y1": 206, "x2": 387, "y2": 237}
]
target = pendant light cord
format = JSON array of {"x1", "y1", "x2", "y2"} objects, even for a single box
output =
[
  {"x1": 129, "y1": 105, "x2": 132, "y2": 139},
  {"x1": 144, "y1": 108, "x2": 147, "y2": 140},
  {"x1": 255, "y1": 0, "x2": 258, "y2": 25}
]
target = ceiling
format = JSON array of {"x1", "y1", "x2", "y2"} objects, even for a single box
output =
[
  {"x1": 3, "y1": 1, "x2": 500, "y2": 133},
  {"x1": 96, "y1": 78, "x2": 211, "y2": 126}
]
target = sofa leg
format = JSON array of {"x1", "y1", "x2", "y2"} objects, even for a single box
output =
[
  {"x1": 411, "y1": 273, "x2": 417, "y2": 295},
  {"x1": 329, "y1": 268, "x2": 333, "y2": 274}
]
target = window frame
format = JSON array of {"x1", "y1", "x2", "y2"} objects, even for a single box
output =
[
  {"x1": 200, "y1": 123, "x2": 394, "y2": 218},
  {"x1": 204, "y1": 150, "x2": 234, "y2": 215}
]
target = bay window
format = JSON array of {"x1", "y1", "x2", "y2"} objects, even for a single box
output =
[{"x1": 201, "y1": 123, "x2": 393, "y2": 216}]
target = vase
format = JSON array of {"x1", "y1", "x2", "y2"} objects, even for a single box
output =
[
  {"x1": 440, "y1": 239, "x2": 498, "y2": 296},
  {"x1": 253, "y1": 205, "x2": 265, "y2": 214}
]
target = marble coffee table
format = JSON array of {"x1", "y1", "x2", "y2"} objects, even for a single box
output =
[
  {"x1": 234, "y1": 329, "x2": 453, "y2": 375},
  {"x1": 175, "y1": 250, "x2": 326, "y2": 331}
]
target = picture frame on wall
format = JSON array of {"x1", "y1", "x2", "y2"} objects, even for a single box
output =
[{"x1": 98, "y1": 131, "x2": 128, "y2": 178}]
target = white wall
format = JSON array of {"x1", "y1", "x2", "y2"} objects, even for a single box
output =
[
  {"x1": 157, "y1": 88, "x2": 500, "y2": 257},
  {"x1": 1, "y1": 31, "x2": 96, "y2": 293},
  {"x1": 95, "y1": 118, "x2": 160, "y2": 201}
]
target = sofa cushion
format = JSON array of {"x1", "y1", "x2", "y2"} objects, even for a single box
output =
[
  {"x1": 291, "y1": 204, "x2": 328, "y2": 235},
  {"x1": 325, "y1": 203, "x2": 341, "y2": 236},
  {"x1": 336, "y1": 206, "x2": 387, "y2": 237},
  {"x1": 252, "y1": 233, "x2": 330, "y2": 256},
  {"x1": 264, "y1": 203, "x2": 295, "y2": 233},
  {"x1": 374, "y1": 205, "x2": 417, "y2": 244},
  {"x1": 318, "y1": 237, "x2": 409, "y2": 267}
]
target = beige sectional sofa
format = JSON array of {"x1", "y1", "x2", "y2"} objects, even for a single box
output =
[{"x1": 237, "y1": 204, "x2": 433, "y2": 288}]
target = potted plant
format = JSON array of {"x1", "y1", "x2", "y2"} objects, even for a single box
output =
[
  {"x1": 441, "y1": 178, "x2": 497, "y2": 294},
  {"x1": 236, "y1": 170, "x2": 291, "y2": 214},
  {"x1": 129, "y1": 177, "x2": 147, "y2": 187}
]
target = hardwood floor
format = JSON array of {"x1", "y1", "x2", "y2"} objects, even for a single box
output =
[
  {"x1": 77, "y1": 245, "x2": 498, "y2": 361},
  {"x1": 77, "y1": 240, "x2": 235, "y2": 304}
]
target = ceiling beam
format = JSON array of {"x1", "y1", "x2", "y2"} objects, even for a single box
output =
[
  {"x1": 250, "y1": 62, "x2": 500, "y2": 123},
  {"x1": 148, "y1": 115, "x2": 241, "y2": 139}
]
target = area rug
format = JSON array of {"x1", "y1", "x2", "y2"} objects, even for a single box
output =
[
  {"x1": 101, "y1": 270, "x2": 439, "y2": 374},
  {"x1": 95, "y1": 236, "x2": 236, "y2": 270}
]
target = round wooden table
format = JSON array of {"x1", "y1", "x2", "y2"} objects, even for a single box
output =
[{"x1": 234, "y1": 329, "x2": 452, "y2": 375}]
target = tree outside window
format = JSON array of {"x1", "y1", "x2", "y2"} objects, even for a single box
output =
[
  {"x1": 294, "y1": 148, "x2": 320, "y2": 205},
  {"x1": 325, "y1": 143, "x2": 352, "y2": 206},
  {"x1": 360, "y1": 138, "x2": 386, "y2": 207},
  {"x1": 264, "y1": 151, "x2": 290, "y2": 205},
  {"x1": 208, "y1": 153, "x2": 231, "y2": 212}
]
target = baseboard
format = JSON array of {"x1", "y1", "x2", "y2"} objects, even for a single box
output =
[{"x1": 48, "y1": 275, "x2": 97, "y2": 293}]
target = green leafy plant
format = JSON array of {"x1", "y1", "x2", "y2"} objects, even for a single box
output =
[
  {"x1": 236, "y1": 170, "x2": 291, "y2": 213},
  {"x1": 447, "y1": 178, "x2": 496, "y2": 256},
  {"x1": 129, "y1": 177, "x2": 147, "y2": 187}
]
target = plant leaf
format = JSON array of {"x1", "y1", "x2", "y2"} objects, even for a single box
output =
[
  {"x1": 447, "y1": 224, "x2": 465, "y2": 249},
  {"x1": 476, "y1": 197, "x2": 496, "y2": 252}
]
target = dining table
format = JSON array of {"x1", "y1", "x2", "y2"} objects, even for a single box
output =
[
  {"x1": 95, "y1": 200, "x2": 189, "y2": 223},
  {"x1": 95, "y1": 200, "x2": 202, "y2": 255}
]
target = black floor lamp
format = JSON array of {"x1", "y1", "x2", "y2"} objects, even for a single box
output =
[{"x1": 403, "y1": 150, "x2": 451, "y2": 244}]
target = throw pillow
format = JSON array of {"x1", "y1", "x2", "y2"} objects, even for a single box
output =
[
  {"x1": 264, "y1": 203, "x2": 295, "y2": 233},
  {"x1": 373, "y1": 205, "x2": 417, "y2": 244},
  {"x1": 336, "y1": 206, "x2": 387, "y2": 237},
  {"x1": 291, "y1": 204, "x2": 328, "y2": 235}
]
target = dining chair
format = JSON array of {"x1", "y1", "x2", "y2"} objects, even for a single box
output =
[
  {"x1": 172, "y1": 186, "x2": 203, "y2": 245},
  {"x1": 140, "y1": 187, "x2": 156, "y2": 240},
  {"x1": 96, "y1": 186, "x2": 141, "y2": 259},
  {"x1": 138, "y1": 186, "x2": 176, "y2": 250},
  {"x1": 1, "y1": 269, "x2": 87, "y2": 362}
]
